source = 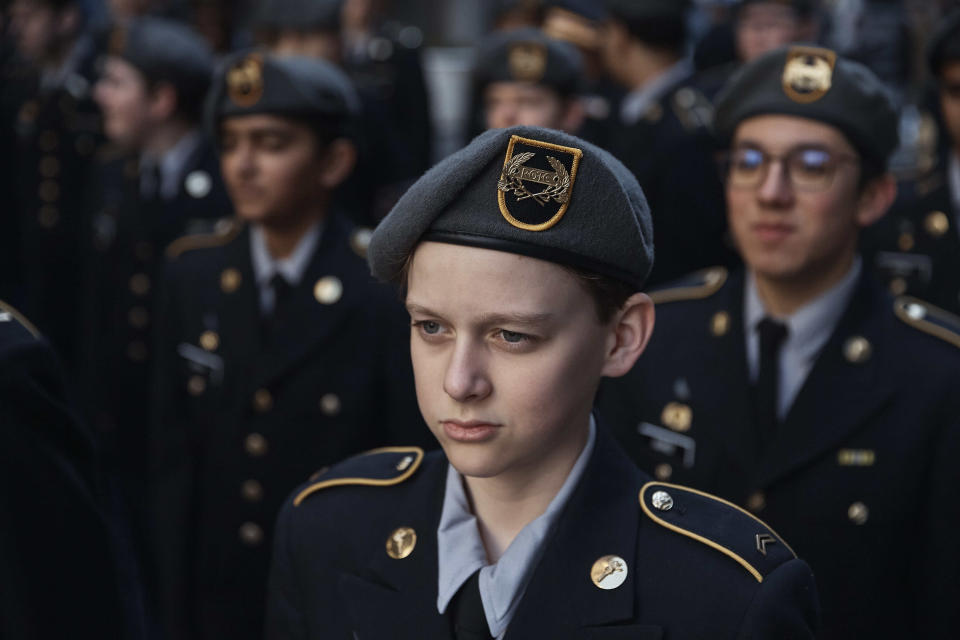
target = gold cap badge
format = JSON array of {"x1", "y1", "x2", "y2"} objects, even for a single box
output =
[
  {"x1": 227, "y1": 54, "x2": 265, "y2": 108},
  {"x1": 497, "y1": 135, "x2": 582, "y2": 231},
  {"x1": 782, "y1": 46, "x2": 836, "y2": 104},
  {"x1": 386, "y1": 527, "x2": 417, "y2": 559},
  {"x1": 508, "y1": 41, "x2": 548, "y2": 82}
]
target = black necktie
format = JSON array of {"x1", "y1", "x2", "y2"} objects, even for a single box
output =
[
  {"x1": 755, "y1": 317, "x2": 788, "y2": 445},
  {"x1": 450, "y1": 570, "x2": 493, "y2": 640},
  {"x1": 263, "y1": 274, "x2": 293, "y2": 340}
]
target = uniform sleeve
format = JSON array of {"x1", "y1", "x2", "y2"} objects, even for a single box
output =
[
  {"x1": 147, "y1": 258, "x2": 197, "y2": 639},
  {"x1": 735, "y1": 558, "x2": 820, "y2": 640},
  {"x1": 265, "y1": 499, "x2": 307, "y2": 640},
  {"x1": 917, "y1": 410, "x2": 960, "y2": 635}
]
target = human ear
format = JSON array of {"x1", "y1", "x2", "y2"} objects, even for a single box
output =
[
  {"x1": 600, "y1": 292, "x2": 655, "y2": 378},
  {"x1": 317, "y1": 138, "x2": 358, "y2": 189},
  {"x1": 855, "y1": 173, "x2": 897, "y2": 228}
]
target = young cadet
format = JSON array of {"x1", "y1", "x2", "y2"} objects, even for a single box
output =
[
  {"x1": 265, "y1": 125, "x2": 820, "y2": 639},
  {"x1": 149, "y1": 52, "x2": 425, "y2": 640},
  {"x1": 599, "y1": 46, "x2": 960, "y2": 637},
  {"x1": 863, "y1": 11, "x2": 960, "y2": 315},
  {"x1": 599, "y1": 0, "x2": 732, "y2": 286},
  {"x1": 80, "y1": 16, "x2": 230, "y2": 536},
  {"x1": 471, "y1": 28, "x2": 585, "y2": 133}
]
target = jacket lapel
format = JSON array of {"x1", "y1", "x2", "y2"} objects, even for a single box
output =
[
  {"x1": 251, "y1": 214, "x2": 357, "y2": 389},
  {"x1": 216, "y1": 224, "x2": 262, "y2": 387},
  {"x1": 338, "y1": 458, "x2": 452, "y2": 640},
  {"x1": 756, "y1": 274, "x2": 892, "y2": 487},
  {"x1": 506, "y1": 426, "x2": 650, "y2": 638}
]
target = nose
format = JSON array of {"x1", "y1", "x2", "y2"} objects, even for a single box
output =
[
  {"x1": 442, "y1": 338, "x2": 492, "y2": 403},
  {"x1": 756, "y1": 159, "x2": 793, "y2": 206}
]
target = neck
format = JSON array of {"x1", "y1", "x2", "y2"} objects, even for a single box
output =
[
  {"x1": 259, "y1": 203, "x2": 326, "y2": 260},
  {"x1": 142, "y1": 120, "x2": 193, "y2": 158},
  {"x1": 462, "y1": 418, "x2": 589, "y2": 563},
  {"x1": 752, "y1": 252, "x2": 856, "y2": 317},
  {"x1": 625, "y1": 43, "x2": 679, "y2": 90}
]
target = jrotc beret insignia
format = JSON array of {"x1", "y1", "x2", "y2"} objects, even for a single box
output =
[
  {"x1": 508, "y1": 41, "x2": 548, "y2": 82},
  {"x1": 497, "y1": 134, "x2": 582, "y2": 232},
  {"x1": 227, "y1": 54, "x2": 265, "y2": 108},
  {"x1": 782, "y1": 46, "x2": 836, "y2": 104}
]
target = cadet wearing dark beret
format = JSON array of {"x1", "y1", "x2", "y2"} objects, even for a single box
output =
[
  {"x1": 602, "y1": 45, "x2": 960, "y2": 639},
  {"x1": 859, "y1": 10, "x2": 960, "y2": 315},
  {"x1": 151, "y1": 50, "x2": 425, "y2": 640},
  {"x1": 253, "y1": 0, "x2": 343, "y2": 35},
  {"x1": 266, "y1": 125, "x2": 820, "y2": 639},
  {"x1": 79, "y1": 16, "x2": 232, "y2": 568},
  {"x1": 471, "y1": 28, "x2": 586, "y2": 133}
]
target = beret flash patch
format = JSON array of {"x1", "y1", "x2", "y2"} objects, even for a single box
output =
[
  {"x1": 497, "y1": 134, "x2": 582, "y2": 232},
  {"x1": 228, "y1": 53, "x2": 265, "y2": 108},
  {"x1": 782, "y1": 46, "x2": 836, "y2": 104}
]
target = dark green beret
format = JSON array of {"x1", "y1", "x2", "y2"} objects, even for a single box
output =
[
  {"x1": 253, "y1": 0, "x2": 343, "y2": 32},
  {"x1": 205, "y1": 50, "x2": 359, "y2": 140},
  {"x1": 474, "y1": 29, "x2": 584, "y2": 97},
  {"x1": 368, "y1": 126, "x2": 654, "y2": 289},
  {"x1": 108, "y1": 17, "x2": 213, "y2": 98},
  {"x1": 714, "y1": 45, "x2": 899, "y2": 165},
  {"x1": 927, "y1": 10, "x2": 960, "y2": 77}
]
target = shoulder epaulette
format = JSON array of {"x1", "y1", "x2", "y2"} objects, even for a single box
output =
[
  {"x1": 649, "y1": 267, "x2": 727, "y2": 305},
  {"x1": 350, "y1": 227, "x2": 374, "y2": 259},
  {"x1": 639, "y1": 482, "x2": 796, "y2": 583},
  {"x1": 0, "y1": 299, "x2": 40, "y2": 339},
  {"x1": 166, "y1": 217, "x2": 243, "y2": 259},
  {"x1": 894, "y1": 296, "x2": 960, "y2": 349},
  {"x1": 294, "y1": 446, "x2": 424, "y2": 506}
]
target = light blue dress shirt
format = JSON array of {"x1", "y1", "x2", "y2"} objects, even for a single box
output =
[
  {"x1": 249, "y1": 222, "x2": 322, "y2": 315},
  {"x1": 436, "y1": 416, "x2": 597, "y2": 639},
  {"x1": 744, "y1": 258, "x2": 861, "y2": 420}
]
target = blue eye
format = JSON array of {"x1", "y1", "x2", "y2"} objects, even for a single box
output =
[
  {"x1": 500, "y1": 330, "x2": 527, "y2": 343},
  {"x1": 419, "y1": 321, "x2": 440, "y2": 335}
]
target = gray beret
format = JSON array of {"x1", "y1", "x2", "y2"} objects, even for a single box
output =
[
  {"x1": 605, "y1": 0, "x2": 690, "y2": 20},
  {"x1": 108, "y1": 17, "x2": 213, "y2": 98},
  {"x1": 927, "y1": 10, "x2": 960, "y2": 76},
  {"x1": 714, "y1": 45, "x2": 899, "y2": 165},
  {"x1": 368, "y1": 126, "x2": 654, "y2": 289},
  {"x1": 474, "y1": 28, "x2": 584, "y2": 97},
  {"x1": 253, "y1": 0, "x2": 343, "y2": 32},
  {"x1": 736, "y1": 0, "x2": 817, "y2": 17},
  {"x1": 205, "y1": 50, "x2": 359, "y2": 140}
]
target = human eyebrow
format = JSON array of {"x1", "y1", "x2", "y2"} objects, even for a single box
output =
[
  {"x1": 405, "y1": 303, "x2": 440, "y2": 317},
  {"x1": 476, "y1": 311, "x2": 555, "y2": 327}
]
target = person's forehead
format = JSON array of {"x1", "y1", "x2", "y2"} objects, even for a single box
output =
[
  {"x1": 406, "y1": 241, "x2": 585, "y2": 309},
  {"x1": 485, "y1": 81, "x2": 560, "y2": 99},
  {"x1": 220, "y1": 113, "x2": 304, "y2": 133},
  {"x1": 733, "y1": 114, "x2": 852, "y2": 150},
  {"x1": 738, "y1": 3, "x2": 800, "y2": 21}
]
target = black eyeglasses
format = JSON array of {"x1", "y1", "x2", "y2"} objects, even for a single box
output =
[{"x1": 725, "y1": 146, "x2": 860, "y2": 192}]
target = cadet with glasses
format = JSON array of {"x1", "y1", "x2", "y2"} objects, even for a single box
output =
[
  {"x1": 600, "y1": 46, "x2": 960, "y2": 637},
  {"x1": 265, "y1": 125, "x2": 820, "y2": 638}
]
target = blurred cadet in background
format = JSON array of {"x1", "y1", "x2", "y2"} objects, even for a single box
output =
[
  {"x1": 695, "y1": 0, "x2": 821, "y2": 101},
  {"x1": 600, "y1": 0, "x2": 733, "y2": 286},
  {"x1": 254, "y1": 0, "x2": 431, "y2": 225},
  {"x1": 471, "y1": 28, "x2": 584, "y2": 133},
  {"x1": 2, "y1": 0, "x2": 102, "y2": 371},
  {"x1": 150, "y1": 51, "x2": 426, "y2": 640},
  {"x1": 80, "y1": 15, "x2": 228, "y2": 565},
  {"x1": 0, "y1": 301, "x2": 138, "y2": 639},
  {"x1": 600, "y1": 45, "x2": 960, "y2": 637},
  {"x1": 863, "y1": 11, "x2": 960, "y2": 316}
]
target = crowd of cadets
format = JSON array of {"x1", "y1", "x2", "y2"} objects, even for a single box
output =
[{"x1": 2, "y1": 0, "x2": 960, "y2": 638}]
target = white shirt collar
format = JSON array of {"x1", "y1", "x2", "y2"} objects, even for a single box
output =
[
  {"x1": 140, "y1": 129, "x2": 203, "y2": 201},
  {"x1": 436, "y1": 416, "x2": 597, "y2": 638},
  {"x1": 249, "y1": 222, "x2": 323, "y2": 313}
]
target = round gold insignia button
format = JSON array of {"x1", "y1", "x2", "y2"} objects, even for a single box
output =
[
  {"x1": 710, "y1": 311, "x2": 730, "y2": 337},
  {"x1": 319, "y1": 393, "x2": 341, "y2": 416},
  {"x1": 591, "y1": 555, "x2": 628, "y2": 590},
  {"x1": 651, "y1": 490, "x2": 674, "y2": 512},
  {"x1": 199, "y1": 330, "x2": 219, "y2": 351},
  {"x1": 244, "y1": 433, "x2": 268, "y2": 457},
  {"x1": 220, "y1": 268, "x2": 242, "y2": 293},
  {"x1": 654, "y1": 463, "x2": 673, "y2": 481},
  {"x1": 661, "y1": 402, "x2": 692, "y2": 433},
  {"x1": 386, "y1": 527, "x2": 417, "y2": 559},
  {"x1": 848, "y1": 501, "x2": 869, "y2": 525},
  {"x1": 314, "y1": 276, "x2": 343, "y2": 305},
  {"x1": 925, "y1": 211, "x2": 950, "y2": 237},
  {"x1": 239, "y1": 522, "x2": 264, "y2": 546}
]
